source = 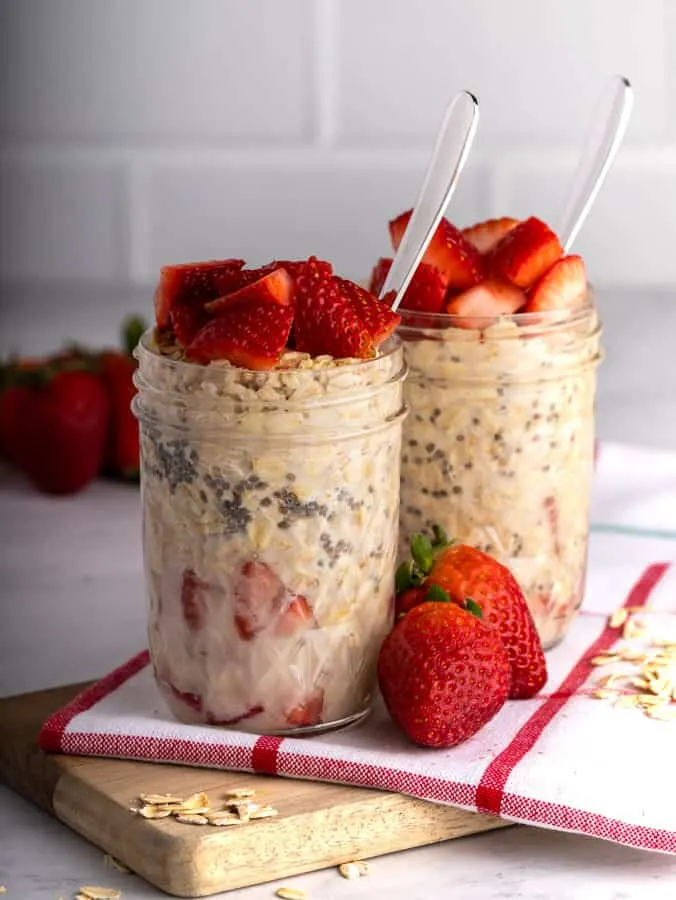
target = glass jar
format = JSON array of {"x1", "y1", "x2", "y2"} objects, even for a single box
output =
[
  {"x1": 132, "y1": 332, "x2": 407, "y2": 735},
  {"x1": 398, "y1": 299, "x2": 602, "y2": 649}
]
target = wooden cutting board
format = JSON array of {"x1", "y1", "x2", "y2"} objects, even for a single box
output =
[{"x1": 0, "y1": 683, "x2": 510, "y2": 897}]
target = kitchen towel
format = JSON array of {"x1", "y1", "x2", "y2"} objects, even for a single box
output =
[{"x1": 39, "y1": 441, "x2": 676, "y2": 854}]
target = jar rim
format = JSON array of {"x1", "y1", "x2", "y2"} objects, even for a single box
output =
[{"x1": 134, "y1": 329, "x2": 403, "y2": 375}]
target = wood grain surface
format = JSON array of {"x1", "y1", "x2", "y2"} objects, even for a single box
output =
[{"x1": 0, "y1": 683, "x2": 510, "y2": 897}]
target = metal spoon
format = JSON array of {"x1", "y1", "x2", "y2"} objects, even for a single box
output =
[
  {"x1": 379, "y1": 90, "x2": 480, "y2": 312},
  {"x1": 557, "y1": 75, "x2": 634, "y2": 252}
]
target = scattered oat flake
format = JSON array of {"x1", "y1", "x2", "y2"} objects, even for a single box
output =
[
  {"x1": 134, "y1": 805, "x2": 173, "y2": 819},
  {"x1": 609, "y1": 608, "x2": 628, "y2": 628},
  {"x1": 590, "y1": 688, "x2": 614, "y2": 699},
  {"x1": 175, "y1": 813, "x2": 209, "y2": 825},
  {"x1": 139, "y1": 793, "x2": 184, "y2": 805},
  {"x1": 176, "y1": 791, "x2": 210, "y2": 810},
  {"x1": 645, "y1": 705, "x2": 676, "y2": 720},
  {"x1": 250, "y1": 805, "x2": 279, "y2": 820},
  {"x1": 79, "y1": 888, "x2": 122, "y2": 900},
  {"x1": 338, "y1": 861, "x2": 369, "y2": 879},
  {"x1": 275, "y1": 889, "x2": 307, "y2": 900},
  {"x1": 591, "y1": 654, "x2": 619, "y2": 666},
  {"x1": 209, "y1": 814, "x2": 244, "y2": 827},
  {"x1": 623, "y1": 618, "x2": 646, "y2": 640},
  {"x1": 225, "y1": 788, "x2": 256, "y2": 799}
]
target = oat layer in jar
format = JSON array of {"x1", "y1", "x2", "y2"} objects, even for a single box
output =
[
  {"x1": 398, "y1": 300, "x2": 602, "y2": 648},
  {"x1": 133, "y1": 332, "x2": 407, "y2": 734}
]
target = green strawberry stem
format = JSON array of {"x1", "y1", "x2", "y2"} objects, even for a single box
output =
[{"x1": 410, "y1": 534, "x2": 434, "y2": 573}]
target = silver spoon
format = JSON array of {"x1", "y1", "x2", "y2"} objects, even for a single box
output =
[
  {"x1": 379, "y1": 90, "x2": 480, "y2": 312},
  {"x1": 557, "y1": 75, "x2": 634, "y2": 253}
]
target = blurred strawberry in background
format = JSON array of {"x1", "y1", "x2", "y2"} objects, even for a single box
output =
[{"x1": 0, "y1": 315, "x2": 146, "y2": 495}]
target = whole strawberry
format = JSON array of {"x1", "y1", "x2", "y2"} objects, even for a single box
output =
[
  {"x1": 395, "y1": 529, "x2": 547, "y2": 700},
  {"x1": 427, "y1": 543, "x2": 547, "y2": 700},
  {"x1": 377, "y1": 600, "x2": 510, "y2": 748}
]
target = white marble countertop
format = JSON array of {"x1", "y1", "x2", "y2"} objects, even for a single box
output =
[{"x1": 1, "y1": 285, "x2": 676, "y2": 898}]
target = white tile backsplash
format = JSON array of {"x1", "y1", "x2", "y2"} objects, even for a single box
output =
[
  {"x1": 0, "y1": 161, "x2": 123, "y2": 282},
  {"x1": 335, "y1": 0, "x2": 666, "y2": 144},
  {"x1": 0, "y1": 0, "x2": 674, "y2": 291},
  {"x1": 0, "y1": 0, "x2": 314, "y2": 142}
]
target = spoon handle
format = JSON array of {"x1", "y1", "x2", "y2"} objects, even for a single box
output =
[
  {"x1": 558, "y1": 75, "x2": 634, "y2": 253},
  {"x1": 380, "y1": 90, "x2": 479, "y2": 311}
]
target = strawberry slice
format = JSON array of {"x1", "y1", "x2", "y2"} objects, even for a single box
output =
[
  {"x1": 369, "y1": 258, "x2": 446, "y2": 314},
  {"x1": 333, "y1": 277, "x2": 400, "y2": 344},
  {"x1": 390, "y1": 210, "x2": 483, "y2": 291},
  {"x1": 181, "y1": 568, "x2": 208, "y2": 631},
  {"x1": 154, "y1": 258, "x2": 245, "y2": 329},
  {"x1": 205, "y1": 268, "x2": 294, "y2": 314},
  {"x1": 462, "y1": 217, "x2": 519, "y2": 254},
  {"x1": 522, "y1": 254, "x2": 587, "y2": 313},
  {"x1": 275, "y1": 593, "x2": 314, "y2": 636},
  {"x1": 487, "y1": 216, "x2": 562, "y2": 289},
  {"x1": 294, "y1": 257, "x2": 374, "y2": 359},
  {"x1": 285, "y1": 689, "x2": 324, "y2": 728},
  {"x1": 446, "y1": 278, "x2": 525, "y2": 329},
  {"x1": 171, "y1": 295, "x2": 209, "y2": 348},
  {"x1": 186, "y1": 301, "x2": 294, "y2": 369},
  {"x1": 233, "y1": 560, "x2": 286, "y2": 640}
]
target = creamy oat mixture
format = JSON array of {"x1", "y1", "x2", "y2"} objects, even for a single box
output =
[
  {"x1": 398, "y1": 305, "x2": 601, "y2": 648},
  {"x1": 134, "y1": 333, "x2": 406, "y2": 733}
]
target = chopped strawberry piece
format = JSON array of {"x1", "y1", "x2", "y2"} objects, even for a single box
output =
[
  {"x1": 285, "y1": 689, "x2": 324, "y2": 728},
  {"x1": 543, "y1": 495, "x2": 561, "y2": 557},
  {"x1": 154, "y1": 258, "x2": 245, "y2": 329},
  {"x1": 462, "y1": 217, "x2": 519, "y2": 254},
  {"x1": 171, "y1": 295, "x2": 209, "y2": 348},
  {"x1": 487, "y1": 216, "x2": 563, "y2": 289},
  {"x1": 233, "y1": 560, "x2": 286, "y2": 640},
  {"x1": 522, "y1": 254, "x2": 587, "y2": 313},
  {"x1": 370, "y1": 257, "x2": 447, "y2": 314},
  {"x1": 333, "y1": 277, "x2": 400, "y2": 344},
  {"x1": 205, "y1": 268, "x2": 294, "y2": 314},
  {"x1": 446, "y1": 278, "x2": 525, "y2": 329},
  {"x1": 368, "y1": 258, "x2": 393, "y2": 297},
  {"x1": 294, "y1": 257, "x2": 374, "y2": 359},
  {"x1": 181, "y1": 568, "x2": 208, "y2": 631},
  {"x1": 186, "y1": 301, "x2": 294, "y2": 369},
  {"x1": 275, "y1": 593, "x2": 314, "y2": 636},
  {"x1": 167, "y1": 681, "x2": 203, "y2": 712},
  {"x1": 390, "y1": 210, "x2": 483, "y2": 291}
]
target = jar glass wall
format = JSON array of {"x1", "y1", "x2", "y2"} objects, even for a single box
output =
[
  {"x1": 133, "y1": 333, "x2": 408, "y2": 734},
  {"x1": 398, "y1": 301, "x2": 602, "y2": 649}
]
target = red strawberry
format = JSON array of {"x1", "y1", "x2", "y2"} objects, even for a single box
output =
[
  {"x1": 333, "y1": 277, "x2": 401, "y2": 344},
  {"x1": 186, "y1": 302, "x2": 294, "y2": 369},
  {"x1": 233, "y1": 560, "x2": 286, "y2": 640},
  {"x1": 522, "y1": 254, "x2": 587, "y2": 313},
  {"x1": 486, "y1": 216, "x2": 562, "y2": 289},
  {"x1": 294, "y1": 257, "x2": 374, "y2": 359},
  {"x1": 285, "y1": 689, "x2": 324, "y2": 728},
  {"x1": 275, "y1": 593, "x2": 314, "y2": 636},
  {"x1": 205, "y1": 268, "x2": 294, "y2": 314},
  {"x1": 462, "y1": 217, "x2": 519, "y2": 254},
  {"x1": 377, "y1": 601, "x2": 510, "y2": 748},
  {"x1": 389, "y1": 210, "x2": 483, "y2": 291},
  {"x1": 427, "y1": 543, "x2": 547, "y2": 700},
  {"x1": 445, "y1": 278, "x2": 525, "y2": 329},
  {"x1": 206, "y1": 704, "x2": 264, "y2": 726},
  {"x1": 154, "y1": 259, "x2": 245, "y2": 329},
  {"x1": 369, "y1": 258, "x2": 447, "y2": 314},
  {"x1": 181, "y1": 568, "x2": 208, "y2": 631},
  {"x1": 394, "y1": 586, "x2": 427, "y2": 621},
  {"x1": 0, "y1": 367, "x2": 109, "y2": 495}
]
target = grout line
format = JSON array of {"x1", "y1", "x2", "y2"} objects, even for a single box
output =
[{"x1": 312, "y1": 0, "x2": 338, "y2": 146}]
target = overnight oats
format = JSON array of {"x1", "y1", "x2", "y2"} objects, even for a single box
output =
[
  {"x1": 370, "y1": 213, "x2": 602, "y2": 648},
  {"x1": 133, "y1": 256, "x2": 407, "y2": 734}
]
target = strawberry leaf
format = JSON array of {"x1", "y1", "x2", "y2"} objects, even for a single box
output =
[
  {"x1": 425, "y1": 584, "x2": 451, "y2": 604},
  {"x1": 465, "y1": 597, "x2": 483, "y2": 619},
  {"x1": 410, "y1": 534, "x2": 434, "y2": 574},
  {"x1": 431, "y1": 524, "x2": 448, "y2": 548}
]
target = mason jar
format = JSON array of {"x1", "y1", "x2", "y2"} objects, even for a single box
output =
[
  {"x1": 132, "y1": 332, "x2": 407, "y2": 734},
  {"x1": 398, "y1": 299, "x2": 602, "y2": 649}
]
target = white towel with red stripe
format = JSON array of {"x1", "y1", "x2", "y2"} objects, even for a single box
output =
[{"x1": 39, "y1": 442, "x2": 676, "y2": 854}]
